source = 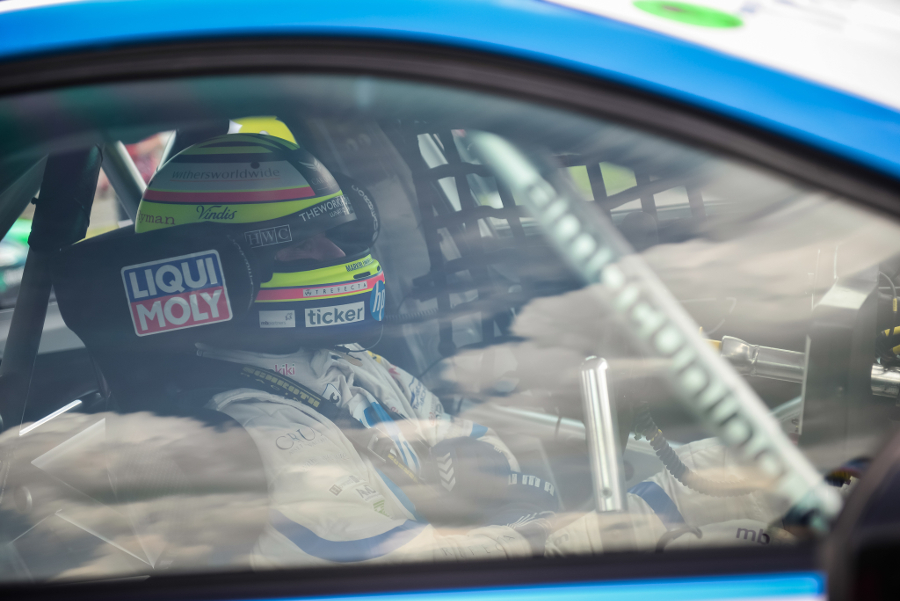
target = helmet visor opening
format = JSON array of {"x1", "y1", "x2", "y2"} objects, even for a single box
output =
[{"x1": 272, "y1": 232, "x2": 346, "y2": 263}]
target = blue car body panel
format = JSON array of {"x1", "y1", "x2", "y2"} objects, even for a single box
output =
[
  {"x1": 1, "y1": 0, "x2": 900, "y2": 181},
  {"x1": 270, "y1": 572, "x2": 825, "y2": 601}
]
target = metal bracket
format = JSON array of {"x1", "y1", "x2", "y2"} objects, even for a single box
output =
[{"x1": 579, "y1": 357, "x2": 625, "y2": 512}]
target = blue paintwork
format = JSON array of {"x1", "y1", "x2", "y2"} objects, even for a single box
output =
[
  {"x1": 1, "y1": 0, "x2": 899, "y2": 180},
  {"x1": 254, "y1": 572, "x2": 824, "y2": 601}
]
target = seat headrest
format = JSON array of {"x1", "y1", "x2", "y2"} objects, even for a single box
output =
[{"x1": 52, "y1": 225, "x2": 258, "y2": 357}]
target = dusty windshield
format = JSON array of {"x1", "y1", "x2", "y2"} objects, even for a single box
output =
[{"x1": 0, "y1": 74, "x2": 896, "y2": 581}]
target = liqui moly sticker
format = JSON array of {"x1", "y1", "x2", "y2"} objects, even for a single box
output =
[{"x1": 122, "y1": 250, "x2": 232, "y2": 336}]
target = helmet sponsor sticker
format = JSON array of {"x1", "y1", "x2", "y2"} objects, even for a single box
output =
[
  {"x1": 302, "y1": 281, "x2": 368, "y2": 298},
  {"x1": 296, "y1": 194, "x2": 354, "y2": 223},
  {"x1": 137, "y1": 214, "x2": 176, "y2": 227},
  {"x1": 344, "y1": 255, "x2": 374, "y2": 272},
  {"x1": 245, "y1": 224, "x2": 292, "y2": 248},
  {"x1": 305, "y1": 302, "x2": 365, "y2": 328},
  {"x1": 196, "y1": 206, "x2": 237, "y2": 221},
  {"x1": 348, "y1": 184, "x2": 378, "y2": 243},
  {"x1": 137, "y1": 192, "x2": 349, "y2": 231},
  {"x1": 170, "y1": 165, "x2": 283, "y2": 181},
  {"x1": 148, "y1": 160, "x2": 311, "y2": 194},
  {"x1": 256, "y1": 271, "x2": 384, "y2": 302},
  {"x1": 122, "y1": 250, "x2": 232, "y2": 336},
  {"x1": 370, "y1": 280, "x2": 386, "y2": 322},
  {"x1": 259, "y1": 309, "x2": 296, "y2": 328}
]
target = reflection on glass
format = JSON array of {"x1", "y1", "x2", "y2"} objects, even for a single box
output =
[{"x1": 0, "y1": 75, "x2": 896, "y2": 583}]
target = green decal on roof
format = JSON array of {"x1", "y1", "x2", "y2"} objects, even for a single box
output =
[{"x1": 633, "y1": 1, "x2": 742, "y2": 28}]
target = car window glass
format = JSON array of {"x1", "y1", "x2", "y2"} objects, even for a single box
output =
[{"x1": 0, "y1": 74, "x2": 896, "y2": 582}]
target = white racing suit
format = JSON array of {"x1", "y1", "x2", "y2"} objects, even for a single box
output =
[
  {"x1": 199, "y1": 346, "x2": 793, "y2": 565},
  {"x1": 546, "y1": 436, "x2": 796, "y2": 555},
  {"x1": 198, "y1": 345, "x2": 535, "y2": 567}
]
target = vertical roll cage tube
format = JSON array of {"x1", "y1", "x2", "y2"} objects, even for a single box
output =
[
  {"x1": 103, "y1": 141, "x2": 144, "y2": 221},
  {"x1": 471, "y1": 133, "x2": 841, "y2": 528},
  {"x1": 0, "y1": 147, "x2": 101, "y2": 433}
]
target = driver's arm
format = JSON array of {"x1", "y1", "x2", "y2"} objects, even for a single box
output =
[
  {"x1": 362, "y1": 351, "x2": 518, "y2": 466},
  {"x1": 546, "y1": 437, "x2": 796, "y2": 554},
  {"x1": 214, "y1": 387, "x2": 533, "y2": 567},
  {"x1": 362, "y1": 351, "x2": 559, "y2": 548}
]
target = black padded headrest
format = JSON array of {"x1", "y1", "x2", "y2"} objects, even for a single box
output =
[{"x1": 52, "y1": 224, "x2": 258, "y2": 358}]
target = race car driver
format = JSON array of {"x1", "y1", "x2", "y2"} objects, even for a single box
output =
[{"x1": 134, "y1": 130, "x2": 557, "y2": 568}]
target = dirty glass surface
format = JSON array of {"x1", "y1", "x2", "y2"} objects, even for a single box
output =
[{"x1": 0, "y1": 74, "x2": 897, "y2": 582}]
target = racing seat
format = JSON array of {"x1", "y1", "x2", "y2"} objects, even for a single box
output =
[
  {"x1": 52, "y1": 225, "x2": 260, "y2": 404},
  {"x1": 50, "y1": 225, "x2": 269, "y2": 570}
]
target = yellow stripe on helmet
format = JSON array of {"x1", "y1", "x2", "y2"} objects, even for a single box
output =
[
  {"x1": 262, "y1": 255, "x2": 380, "y2": 289},
  {"x1": 135, "y1": 191, "x2": 344, "y2": 233}
]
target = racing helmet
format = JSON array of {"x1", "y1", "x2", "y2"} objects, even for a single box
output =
[{"x1": 135, "y1": 131, "x2": 384, "y2": 351}]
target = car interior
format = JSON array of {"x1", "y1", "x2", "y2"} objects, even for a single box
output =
[{"x1": 0, "y1": 72, "x2": 899, "y2": 584}]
